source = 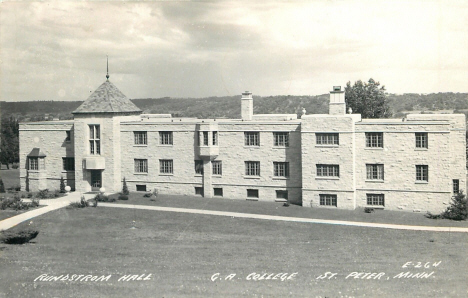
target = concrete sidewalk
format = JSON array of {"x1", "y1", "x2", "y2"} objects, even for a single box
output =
[
  {"x1": 99, "y1": 203, "x2": 468, "y2": 233},
  {"x1": 0, "y1": 192, "x2": 94, "y2": 231}
]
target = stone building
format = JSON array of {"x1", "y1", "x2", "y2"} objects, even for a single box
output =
[{"x1": 19, "y1": 78, "x2": 466, "y2": 213}]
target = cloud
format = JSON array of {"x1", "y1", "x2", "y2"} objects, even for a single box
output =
[{"x1": 1, "y1": 0, "x2": 468, "y2": 101}]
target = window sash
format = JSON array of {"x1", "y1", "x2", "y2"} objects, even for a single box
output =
[
  {"x1": 274, "y1": 132, "x2": 289, "y2": 147},
  {"x1": 203, "y1": 131, "x2": 209, "y2": 146},
  {"x1": 62, "y1": 158, "x2": 75, "y2": 171},
  {"x1": 244, "y1": 132, "x2": 260, "y2": 146},
  {"x1": 134, "y1": 159, "x2": 148, "y2": 173},
  {"x1": 367, "y1": 194, "x2": 385, "y2": 206},
  {"x1": 316, "y1": 133, "x2": 339, "y2": 145},
  {"x1": 415, "y1": 133, "x2": 428, "y2": 148},
  {"x1": 212, "y1": 161, "x2": 222, "y2": 175},
  {"x1": 160, "y1": 160, "x2": 173, "y2": 173},
  {"x1": 195, "y1": 160, "x2": 204, "y2": 174},
  {"x1": 245, "y1": 161, "x2": 260, "y2": 176},
  {"x1": 160, "y1": 132, "x2": 173, "y2": 145},
  {"x1": 134, "y1": 132, "x2": 147, "y2": 145},
  {"x1": 416, "y1": 165, "x2": 429, "y2": 181},
  {"x1": 316, "y1": 164, "x2": 339, "y2": 177},
  {"x1": 366, "y1": 164, "x2": 384, "y2": 180},
  {"x1": 273, "y1": 162, "x2": 289, "y2": 177},
  {"x1": 29, "y1": 158, "x2": 39, "y2": 170},
  {"x1": 319, "y1": 194, "x2": 337, "y2": 206},
  {"x1": 366, "y1": 133, "x2": 383, "y2": 147},
  {"x1": 453, "y1": 179, "x2": 460, "y2": 194},
  {"x1": 89, "y1": 125, "x2": 101, "y2": 155},
  {"x1": 212, "y1": 131, "x2": 218, "y2": 145}
]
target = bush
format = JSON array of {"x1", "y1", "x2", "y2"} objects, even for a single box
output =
[
  {"x1": 69, "y1": 196, "x2": 89, "y2": 208},
  {"x1": 364, "y1": 207, "x2": 375, "y2": 213},
  {"x1": 122, "y1": 178, "x2": 129, "y2": 195},
  {"x1": 37, "y1": 189, "x2": 49, "y2": 199},
  {"x1": 0, "y1": 179, "x2": 4, "y2": 193},
  {"x1": 27, "y1": 192, "x2": 33, "y2": 198},
  {"x1": 118, "y1": 194, "x2": 129, "y2": 200},
  {"x1": 143, "y1": 191, "x2": 153, "y2": 198},
  {"x1": 60, "y1": 176, "x2": 66, "y2": 193},
  {"x1": 94, "y1": 193, "x2": 109, "y2": 202},
  {"x1": 53, "y1": 189, "x2": 61, "y2": 198},
  {"x1": 11, "y1": 163, "x2": 19, "y2": 169},
  {"x1": 30, "y1": 198, "x2": 40, "y2": 207},
  {"x1": 14, "y1": 185, "x2": 21, "y2": 191},
  {"x1": 1, "y1": 228, "x2": 39, "y2": 245},
  {"x1": 426, "y1": 191, "x2": 468, "y2": 221}
]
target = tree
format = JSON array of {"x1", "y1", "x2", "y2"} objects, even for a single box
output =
[
  {"x1": 0, "y1": 178, "x2": 5, "y2": 193},
  {"x1": 59, "y1": 176, "x2": 66, "y2": 193},
  {"x1": 345, "y1": 79, "x2": 392, "y2": 118},
  {"x1": 0, "y1": 117, "x2": 19, "y2": 169},
  {"x1": 122, "y1": 177, "x2": 129, "y2": 195}
]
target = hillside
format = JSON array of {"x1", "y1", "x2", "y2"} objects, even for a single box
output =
[{"x1": 1, "y1": 93, "x2": 467, "y2": 122}]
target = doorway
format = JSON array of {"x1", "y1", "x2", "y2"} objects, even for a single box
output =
[{"x1": 90, "y1": 170, "x2": 102, "y2": 191}]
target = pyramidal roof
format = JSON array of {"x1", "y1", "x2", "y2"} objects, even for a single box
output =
[{"x1": 73, "y1": 80, "x2": 142, "y2": 114}]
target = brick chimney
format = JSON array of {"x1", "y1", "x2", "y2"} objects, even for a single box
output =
[
  {"x1": 329, "y1": 86, "x2": 346, "y2": 115},
  {"x1": 241, "y1": 91, "x2": 253, "y2": 120}
]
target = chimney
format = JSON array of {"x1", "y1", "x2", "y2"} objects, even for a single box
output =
[
  {"x1": 241, "y1": 91, "x2": 253, "y2": 120},
  {"x1": 329, "y1": 86, "x2": 346, "y2": 115}
]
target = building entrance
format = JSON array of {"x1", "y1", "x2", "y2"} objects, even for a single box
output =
[{"x1": 91, "y1": 170, "x2": 102, "y2": 191}]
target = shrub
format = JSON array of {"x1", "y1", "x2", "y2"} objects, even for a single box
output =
[
  {"x1": 0, "y1": 179, "x2": 4, "y2": 193},
  {"x1": 11, "y1": 163, "x2": 19, "y2": 169},
  {"x1": 364, "y1": 207, "x2": 375, "y2": 213},
  {"x1": 122, "y1": 178, "x2": 129, "y2": 195},
  {"x1": 14, "y1": 185, "x2": 21, "y2": 191},
  {"x1": 37, "y1": 189, "x2": 49, "y2": 199},
  {"x1": 143, "y1": 192, "x2": 153, "y2": 198},
  {"x1": 1, "y1": 228, "x2": 39, "y2": 245},
  {"x1": 92, "y1": 198, "x2": 98, "y2": 207},
  {"x1": 118, "y1": 194, "x2": 129, "y2": 200},
  {"x1": 27, "y1": 192, "x2": 33, "y2": 198},
  {"x1": 426, "y1": 191, "x2": 468, "y2": 221},
  {"x1": 69, "y1": 196, "x2": 89, "y2": 208},
  {"x1": 60, "y1": 176, "x2": 66, "y2": 193},
  {"x1": 30, "y1": 198, "x2": 40, "y2": 207},
  {"x1": 94, "y1": 193, "x2": 109, "y2": 202},
  {"x1": 53, "y1": 189, "x2": 61, "y2": 198}
]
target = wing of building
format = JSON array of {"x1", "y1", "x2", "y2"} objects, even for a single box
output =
[{"x1": 19, "y1": 79, "x2": 466, "y2": 213}]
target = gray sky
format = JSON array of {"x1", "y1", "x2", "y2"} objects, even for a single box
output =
[{"x1": 1, "y1": 0, "x2": 467, "y2": 102}]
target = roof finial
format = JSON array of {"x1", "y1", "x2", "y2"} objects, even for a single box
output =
[{"x1": 106, "y1": 55, "x2": 109, "y2": 81}]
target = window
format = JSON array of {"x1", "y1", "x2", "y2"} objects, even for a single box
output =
[
  {"x1": 415, "y1": 132, "x2": 428, "y2": 148},
  {"x1": 134, "y1": 159, "x2": 148, "y2": 173},
  {"x1": 366, "y1": 164, "x2": 384, "y2": 180},
  {"x1": 247, "y1": 189, "x2": 259, "y2": 198},
  {"x1": 136, "y1": 185, "x2": 147, "y2": 192},
  {"x1": 134, "y1": 131, "x2": 147, "y2": 145},
  {"x1": 416, "y1": 165, "x2": 428, "y2": 182},
  {"x1": 365, "y1": 132, "x2": 383, "y2": 148},
  {"x1": 66, "y1": 131, "x2": 71, "y2": 142},
  {"x1": 367, "y1": 194, "x2": 385, "y2": 206},
  {"x1": 195, "y1": 187, "x2": 204, "y2": 196},
  {"x1": 320, "y1": 194, "x2": 337, "y2": 207},
  {"x1": 212, "y1": 131, "x2": 218, "y2": 145},
  {"x1": 160, "y1": 159, "x2": 173, "y2": 174},
  {"x1": 214, "y1": 188, "x2": 223, "y2": 196},
  {"x1": 273, "y1": 132, "x2": 289, "y2": 147},
  {"x1": 453, "y1": 179, "x2": 460, "y2": 194},
  {"x1": 29, "y1": 157, "x2": 38, "y2": 170},
  {"x1": 316, "y1": 164, "x2": 339, "y2": 177},
  {"x1": 245, "y1": 161, "x2": 260, "y2": 176},
  {"x1": 159, "y1": 131, "x2": 173, "y2": 145},
  {"x1": 62, "y1": 157, "x2": 75, "y2": 171},
  {"x1": 245, "y1": 132, "x2": 260, "y2": 146},
  {"x1": 273, "y1": 162, "x2": 289, "y2": 177},
  {"x1": 212, "y1": 161, "x2": 222, "y2": 175},
  {"x1": 203, "y1": 131, "x2": 209, "y2": 146},
  {"x1": 89, "y1": 125, "x2": 101, "y2": 155},
  {"x1": 195, "y1": 160, "x2": 204, "y2": 175},
  {"x1": 276, "y1": 190, "x2": 288, "y2": 200},
  {"x1": 316, "y1": 133, "x2": 339, "y2": 145}
]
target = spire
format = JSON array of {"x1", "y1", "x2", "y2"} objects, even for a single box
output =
[{"x1": 106, "y1": 55, "x2": 109, "y2": 81}]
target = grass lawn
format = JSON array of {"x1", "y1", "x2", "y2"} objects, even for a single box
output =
[
  {"x1": 106, "y1": 192, "x2": 468, "y2": 228},
  {"x1": 0, "y1": 168, "x2": 20, "y2": 189},
  {"x1": 0, "y1": 204, "x2": 466, "y2": 297}
]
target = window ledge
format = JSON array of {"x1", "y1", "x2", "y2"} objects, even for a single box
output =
[
  {"x1": 275, "y1": 198, "x2": 288, "y2": 202},
  {"x1": 364, "y1": 147, "x2": 384, "y2": 150},
  {"x1": 246, "y1": 198, "x2": 259, "y2": 201},
  {"x1": 365, "y1": 205, "x2": 385, "y2": 209},
  {"x1": 158, "y1": 144, "x2": 173, "y2": 147},
  {"x1": 415, "y1": 148, "x2": 428, "y2": 151},
  {"x1": 316, "y1": 177, "x2": 340, "y2": 180},
  {"x1": 365, "y1": 180, "x2": 384, "y2": 183},
  {"x1": 212, "y1": 175, "x2": 222, "y2": 178},
  {"x1": 244, "y1": 176, "x2": 261, "y2": 179},
  {"x1": 194, "y1": 174, "x2": 203, "y2": 177},
  {"x1": 273, "y1": 177, "x2": 289, "y2": 180},
  {"x1": 27, "y1": 170, "x2": 40, "y2": 173},
  {"x1": 315, "y1": 145, "x2": 339, "y2": 148},
  {"x1": 61, "y1": 170, "x2": 75, "y2": 173},
  {"x1": 134, "y1": 173, "x2": 148, "y2": 175},
  {"x1": 272, "y1": 146, "x2": 289, "y2": 149},
  {"x1": 244, "y1": 146, "x2": 260, "y2": 148},
  {"x1": 415, "y1": 181, "x2": 429, "y2": 184},
  {"x1": 133, "y1": 144, "x2": 148, "y2": 147},
  {"x1": 159, "y1": 173, "x2": 174, "y2": 176}
]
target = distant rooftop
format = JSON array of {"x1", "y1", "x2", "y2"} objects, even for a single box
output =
[{"x1": 72, "y1": 80, "x2": 142, "y2": 114}]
